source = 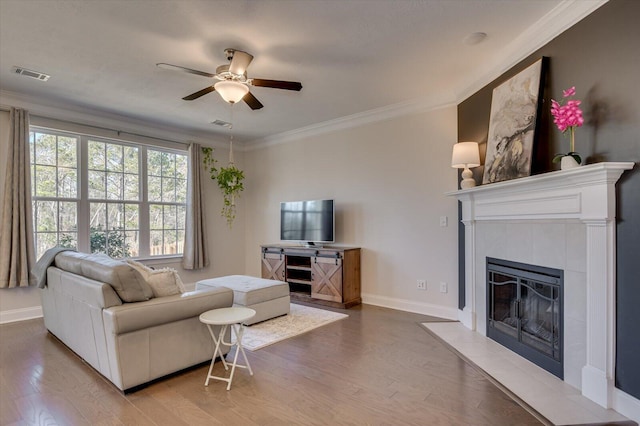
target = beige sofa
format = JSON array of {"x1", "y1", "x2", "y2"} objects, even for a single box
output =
[{"x1": 40, "y1": 252, "x2": 233, "y2": 392}]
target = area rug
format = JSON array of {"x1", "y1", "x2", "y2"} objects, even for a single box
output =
[{"x1": 239, "y1": 303, "x2": 348, "y2": 351}]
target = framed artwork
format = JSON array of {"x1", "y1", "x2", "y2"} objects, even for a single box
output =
[{"x1": 483, "y1": 57, "x2": 546, "y2": 184}]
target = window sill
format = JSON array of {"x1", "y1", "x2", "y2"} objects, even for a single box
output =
[{"x1": 134, "y1": 255, "x2": 183, "y2": 266}]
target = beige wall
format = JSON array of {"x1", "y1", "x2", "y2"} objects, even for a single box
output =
[
  {"x1": 243, "y1": 105, "x2": 460, "y2": 318},
  {"x1": 1, "y1": 104, "x2": 461, "y2": 321},
  {"x1": 0, "y1": 109, "x2": 246, "y2": 322}
]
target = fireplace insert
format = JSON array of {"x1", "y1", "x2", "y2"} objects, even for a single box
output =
[{"x1": 486, "y1": 257, "x2": 563, "y2": 378}]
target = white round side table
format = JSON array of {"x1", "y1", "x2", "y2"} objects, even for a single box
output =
[{"x1": 199, "y1": 306, "x2": 256, "y2": 390}]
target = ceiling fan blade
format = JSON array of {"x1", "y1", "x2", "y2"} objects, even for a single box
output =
[
  {"x1": 182, "y1": 86, "x2": 216, "y2": 101},
  {"x1": 243, "y1": 91, "x2": 264, "y2": 110},
  {"x1": 156, "y1": 63, "x2": 216, "y2": 78},
  {"x1": 229, "y1": 50, "x2": 254, "y2": 75},
  {"x1": 251, "y1": 79, "x2": 302, "y2": 91}
]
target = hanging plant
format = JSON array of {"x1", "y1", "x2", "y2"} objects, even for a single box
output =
[{"x1": 202, "y1": 147, "x2": 244, "y2": 227}]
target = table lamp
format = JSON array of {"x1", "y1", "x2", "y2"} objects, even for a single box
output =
[{"x1": 451, "y1": 142, "x2": 480, "y2": 189}]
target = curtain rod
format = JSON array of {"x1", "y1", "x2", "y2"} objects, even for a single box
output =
[{"x1": 0, "y1": 105, "x2": 190, "y2": 147}]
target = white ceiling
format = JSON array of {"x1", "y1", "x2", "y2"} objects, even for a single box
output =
[{"x1": 0, "y1": 0, "x2": 602, "y2": 145}]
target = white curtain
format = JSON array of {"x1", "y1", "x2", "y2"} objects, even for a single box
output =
[
  {"x1": 0, "y1": 108, "x2": 36, "y2": 288},
  {"x1": 182, "y1": 143, "x2": 210, "y2": 270}
]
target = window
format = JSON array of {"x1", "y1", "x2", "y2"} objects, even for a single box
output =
[
  {"x1": 29, "y1": 128, "x2": 188, "y2": 260},
  {"x1": 148, "y1": 150, "x2": 187, "y2": 256}
]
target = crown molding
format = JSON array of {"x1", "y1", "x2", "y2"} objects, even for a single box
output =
[
  {"x1": 244, "y1": 93, "x2": 456, "y2": 151},
  {"x1": 0, "y1": 90, "x2": 229, "y2": 150},
  {"x1": 456, "y1": 0, "x2": 609, "y2": 103}
]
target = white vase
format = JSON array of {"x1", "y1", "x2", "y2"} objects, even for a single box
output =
[{"x1": 560, "y1": 156, "x2": 580, "y2": 170}]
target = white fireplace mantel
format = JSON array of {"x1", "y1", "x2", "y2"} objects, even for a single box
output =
[{"x1": 447, "y1": 162, "x2": 635, "y2": 410}]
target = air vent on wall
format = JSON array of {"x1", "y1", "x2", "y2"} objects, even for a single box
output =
[
  {"x1": 211, "y1": 119, "x2": 232, "y2": 128},
  {"x1": 12, "y1": 66, "x2": 50, "y2": 81}
]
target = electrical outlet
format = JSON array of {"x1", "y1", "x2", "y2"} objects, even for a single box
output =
[
  {"x1": 440, "y1": 282, "x2": 448, "y2": 293},
  {"x1": 417, "y1": 279, "x2": 427, "y2": 290}
]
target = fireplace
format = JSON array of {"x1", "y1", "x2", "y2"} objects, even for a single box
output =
[
  {"x1": 447, "y1": 162, "x2": 635, "y2": 413},
  {"x1": 486, "y1": 257, "x2": 563, "y2": 378}
]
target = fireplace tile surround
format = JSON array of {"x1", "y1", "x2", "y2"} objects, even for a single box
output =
[{"x1": 446, "y1": 162, "x2": 638, "y2": 422}]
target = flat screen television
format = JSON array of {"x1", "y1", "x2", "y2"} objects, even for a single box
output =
[{"x1": 280, "y1": 199, "x2": 335, "y2": 245}]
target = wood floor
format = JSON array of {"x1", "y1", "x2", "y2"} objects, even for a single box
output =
[{"x1": 0, "y1": 304, "x2": 543, "y2": 426}]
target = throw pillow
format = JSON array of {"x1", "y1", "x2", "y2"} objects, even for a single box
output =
[
  {"x1": 126, "y1": 260, "x2": 186, "y2": 298},
  {"x1": 79, "y1": 254, "x2": 153, "y2": 302}
]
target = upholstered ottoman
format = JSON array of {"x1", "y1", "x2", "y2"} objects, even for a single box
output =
[{"x1": 196, "y1": 275, "x2": 290, "y2": 325}]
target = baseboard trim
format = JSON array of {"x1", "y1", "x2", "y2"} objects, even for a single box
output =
[
  {"x1": 0, "y1": 306, "x2": 43, "y2": 324},
  {"x1": 613, "y1": 387, "x2": 640, "y2": 424},
  {"x1": 362, "y1": 293, "x2": 458, "y2": 320}
]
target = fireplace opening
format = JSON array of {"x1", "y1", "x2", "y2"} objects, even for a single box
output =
[{"x1": 486, "y1": 257, "x2": 563, "y2": 378}]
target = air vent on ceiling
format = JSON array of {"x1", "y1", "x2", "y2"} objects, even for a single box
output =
[
  {"x1": 211, "y1": 119, "x2": 232, "y2": 128},
  {"x1": 12, "y1": 66, "x2": 50, "y2": 81}
]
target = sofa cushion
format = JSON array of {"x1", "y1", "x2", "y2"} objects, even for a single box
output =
[
  {"x1": 55, "y1": 252, "x2": 153, "y2": 302},
  {"x1": 126, "y1": 260, "x2": 186, "y2": 297},
  {"x1": 54, "y1": 251, "x2": 91, "y2": 275},
  {"x1": 103, "y1": 287, "x2": 234, "y2": 335}
]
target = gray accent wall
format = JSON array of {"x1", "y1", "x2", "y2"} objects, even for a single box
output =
[{"x1": 457, "y1": 0, "x2": 640, "y2": 399}]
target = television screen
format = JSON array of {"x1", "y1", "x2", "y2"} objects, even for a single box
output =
[{"x1": 280, "y1": 199, "x2": 334, "y2": 243}]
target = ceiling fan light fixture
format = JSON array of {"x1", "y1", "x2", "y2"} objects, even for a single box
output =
[{"x1": 214, "y1": 80, "x2": 249, "y2": 104}]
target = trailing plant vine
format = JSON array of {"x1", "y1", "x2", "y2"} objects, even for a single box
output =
[{"x1": 202, "y1": 147, "x2": 244, "y2": 227}]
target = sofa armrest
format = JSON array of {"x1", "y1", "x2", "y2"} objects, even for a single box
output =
[{"x1": 102, "y1": 287, "x2": 233, "y2": 335}]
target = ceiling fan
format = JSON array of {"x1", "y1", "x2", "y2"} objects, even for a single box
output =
[{"x1": 157, "y1": 48, "x2": 302, "y2": 110}]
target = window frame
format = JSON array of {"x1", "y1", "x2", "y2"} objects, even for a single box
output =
[{"x1": 30, "y1": 126, "x2": 188, "y2": 260}]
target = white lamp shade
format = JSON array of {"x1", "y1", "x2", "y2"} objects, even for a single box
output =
[
  {"x1": 215, "y1": 80, "x2": 249, "y2": 103},
  {"x1": 451, "y1": 142, "x2": 480, "y2": 168}
]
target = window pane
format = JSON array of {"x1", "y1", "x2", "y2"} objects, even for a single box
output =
[
  {"x1": 106, "y1": 144, "x2": 123, "y2": 172},
  {"x1": 149, "y1": 204, "x2": 163, "y2": 229},
  {"x1": 35, "y1": 133, "x2": 56, "y2": 165},
  {"x1": 123, "y1": 146, "x2": 139, "y2": 174},
  {"x1": 161, "y1": 152, "x2": 175, "y2": 177},
  {"x1": 59, "y1": 202, "x2": 77, "y2": 232},
  {"x1": 59, "y1": 232, "x2": 77, "y2": 250},
  {"x1": 126, "y1": 231, "x2": 139, "y2": 257},
  {"x1": 148, "y1": 176, "x2": 161, "y2": 202},
  {"x1": 175, "y1": 178, "x2": 187, "y2": 203},
  {"x1": 107, "y1": 230, "x2": 128, "y2": 258},
  {"x1": 124, "y1": 174, "x2": 139, "y2": 200},
  {"x1": 163, "y1": 205, "x2": 177, "y2": 230},
  {"x1": 58, "y1": 167, "x2": 77, "y2": 198},
  {"x1": 35, "y1": 165, "x2": 57, "y2": 197},
  {"x1": 150, "y1": 230, "x2": 163, "y2": 256},
  {"x1": 58, "y1": 136, "x2": 77, "y2": 167},
  {"x1": 177, "y1": 231, "x2": 185, "y2": 254},
  {"x1": 36, "y1": 232, "x2": 58, "y2": 260},
  {"x1": 164, "y1": 230, "x2": 177, "y2": 254},
  {"x1": 176, "y1": 155, "x2": 187, "y2": 180},
  {"x1": 90, "y1": 202, "x2": 106, "y2": 229},
  {"x1": 162, "y1": 177, "x2": 176, "y2": 202},
  {"x1": 88, "y1": 141, "x2": 105, "y2": 170},
  {"x1": 177, "y1": 205, "x2": 186, "y2": 230},
  {"x1": 90, "y1": 231, "x2": 107, "y2": 255},
  {"x1": 107, "y1": 203, "x2": 124, "y2": 230},
  {"x1": 124, "y1": 204, "x2": 139, "y2": 230},
  {"x1": 106, "y1": 172, "x2": 123, "y2": 200},
  {"x1": 36, "y1": 201, "x2": 57, "y2": 232},
  {"x1": 148, "y1": 150, "x2": 162, "y2": 176},
  {"x1": 88, "y1": 171, "x2": 106, "y2": 199}
]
